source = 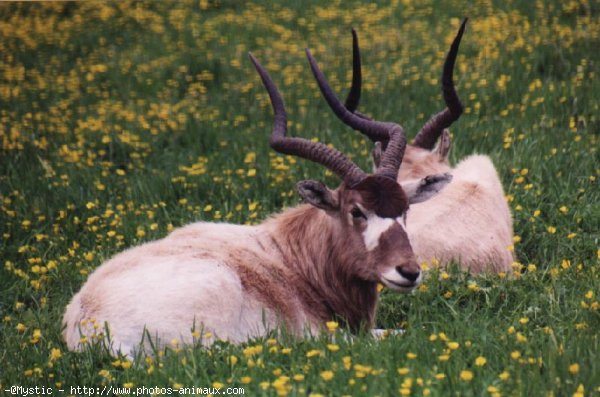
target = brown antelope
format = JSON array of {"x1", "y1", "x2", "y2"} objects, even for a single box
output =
[
  {"x1": 306, "y1": 19, "x2": 514, "y2": 274},
  {"x1": 62, "y1": 53, "x2": 449, "y2": 357}
]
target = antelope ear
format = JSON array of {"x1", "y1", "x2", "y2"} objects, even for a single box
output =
[
  {"x1": 433, "y1": 129, "x2": 451, "y2": 161},
  {"x1": 297, "y1": 180, "x2": 339, "y2": 211},
  {"x1": 402, "y1": 173, "x2": 452, "y2": 204}
]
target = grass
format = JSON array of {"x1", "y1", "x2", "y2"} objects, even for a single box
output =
[{"x1": 0, "y1": 1, "x2": 598, "y2": 396}]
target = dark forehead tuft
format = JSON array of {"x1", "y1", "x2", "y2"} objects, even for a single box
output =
[{"x1": 352, "y1": 175, "x2": 408, "y2": 218}]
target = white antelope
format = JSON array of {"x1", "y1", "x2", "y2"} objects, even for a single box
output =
[
  {"x1": 62, "y1": 52, "x2": 449, "y2": 357},
  {"x1": 306, "y1": 19, "x2": 514, "y2": 274}
]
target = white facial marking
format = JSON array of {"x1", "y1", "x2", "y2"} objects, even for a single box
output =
[
  {"x1": 398, "y1": 215, "x2": 407, "y2": 228},
  {"x1": 362, "y1": 215, "x2": 395, "y2": 251},
  {"x1": 358, "y1": 203, "x2": 408, "y2": 251}
]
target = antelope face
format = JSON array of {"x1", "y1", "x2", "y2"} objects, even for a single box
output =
[
  {"x1": 298, "y1": 175, "x2": 423, "y2": 292},
  {"x1": 346, "y1": 175, "x2": 421, "y2": 292},
  {"x1": 397, "y1": 130, "x2": 453, "y2": 181}
]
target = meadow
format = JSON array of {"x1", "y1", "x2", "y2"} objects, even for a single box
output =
[{"x1": 0, "y1": 1, "x2": 598, "y2": 396}]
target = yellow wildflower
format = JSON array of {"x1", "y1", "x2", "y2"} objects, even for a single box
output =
[
  {"x1": 447, "y1": 341, "x2": 460, "y2": 350},
  {"x1": 320, "y1": 370, "x2": 334, "y2": 381},
  {"x1": 326, "y1": 321, "x2": 338, "y2": 332},
  {"x1": 49, "y1": 348, "x2": 62, "y2": 362},
  {"x1": 459, "y1": 370, "x2": 473, "y2": 381},
  {"x1": 306, "y1": 349, "x2": 322, "y2": 358}
]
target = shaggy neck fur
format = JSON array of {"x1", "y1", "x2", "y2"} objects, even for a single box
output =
[{"x1": 262, "y1": 205, "x2": 378, "y2": 332}]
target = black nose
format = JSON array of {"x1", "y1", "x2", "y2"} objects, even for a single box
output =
[{"x1": 396, "y1": 266, "x2": 421, "y2": 282}]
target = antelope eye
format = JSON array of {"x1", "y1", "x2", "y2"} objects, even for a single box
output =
[{"x1": 351, "y1": 207, "x2": 366, "y2": 220}]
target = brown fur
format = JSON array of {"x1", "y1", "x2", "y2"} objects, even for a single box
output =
[
  {"x1": 264, "y1": 205, "x2": 379, "y2": 331},
  {"x1": 353, "y1": 175, "x2": 409, "y2": 218}
]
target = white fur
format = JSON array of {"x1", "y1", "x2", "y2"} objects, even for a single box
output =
[
  {"x1": 62, "y1": 222, "x2": 311, "y2": 357},
  {"x1": 404, "y1": 154, "x2": 514, "y2": 273},
  {"x1": 362, "y1": 215, "x2": 395, "y2": 251},
  {"x1": 62, "y1": 242, "x2": 281, "y2": 356}
]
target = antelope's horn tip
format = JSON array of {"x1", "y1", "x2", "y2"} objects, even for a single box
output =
[{"x1": 248, "y1": 52, "x2": 258, "y2": 64}]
